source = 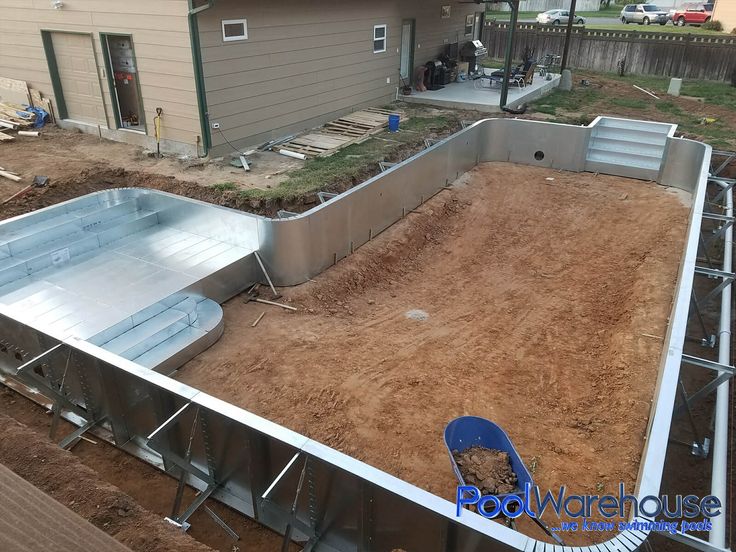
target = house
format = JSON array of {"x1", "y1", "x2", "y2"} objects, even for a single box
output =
[
  {"x1": 486, "y1": 0, "x2": 600, "y2": 12},
  {"x1": 712, "y1": 1, "x2": 736, "y2": 32},
  {"x1": 0, "y1": 0, "x2": 487, "y2": 157}
]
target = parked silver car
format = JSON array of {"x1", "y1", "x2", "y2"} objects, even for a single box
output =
[
  {"x1": 620, "y1": 4, "x2": 669, "y2": 25},
  {"x1": 536, "y1": 9, "x2": 586, "y2": 25}
]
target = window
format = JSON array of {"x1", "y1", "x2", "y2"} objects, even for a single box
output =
[
  {"x1": 222, "y1": 19, "x2": 247, "y2": 42},
  {"x1": 464, "y1": 14, "x2": 474, "y2": 36},
  {"x1": 373, "y1": 24, "x2": 387, "y2": 53}
]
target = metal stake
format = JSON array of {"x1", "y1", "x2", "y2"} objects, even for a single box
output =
[
  {"x1": 254, "y1": 251, "x2": 279, "y2": 298},
  {"x1": 281, "y1": 458, "x2": 308, "y2": 552},
  {"x1": 171, "y1": 408, "x2": 200, "y2": 520}
]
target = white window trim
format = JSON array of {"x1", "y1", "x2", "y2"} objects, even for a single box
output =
[
  {"x1": 373, "y1": 24, "x2": 387, "y2": 54},
  {"x1": 464, "y1": 14, "x2": 474, "y2": 36},
  {"x1": 222, "y1": 19, "x2": 248, "y2": 42}
]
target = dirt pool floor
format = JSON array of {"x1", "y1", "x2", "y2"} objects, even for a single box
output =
[{"x1": 176, "y1": 162, "x2": 690, "y2": 545}]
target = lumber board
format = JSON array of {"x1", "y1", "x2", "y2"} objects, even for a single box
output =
[
  {"x1": 0, "y1": 77, "x2": 30, "y2": 106},
  {"x1": 28, "y1": 88, "x2": 43, "y2": 108},
  {"x1": 41, "y1": 98, "x2": 55, "y2": 124},
  {"x1": 0, "y1": 132, "x2": 14, "y2": 141}
]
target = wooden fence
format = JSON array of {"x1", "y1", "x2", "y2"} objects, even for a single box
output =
[{"x1": 481, "y1": 23, "x2": 736, "y2": 81}]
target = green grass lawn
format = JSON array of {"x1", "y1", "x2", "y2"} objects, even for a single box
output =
[
  {"x1": 584, "y1": 22, "x2": 724, "y2": 35},
  {"x1": 530, "y1": 71, "x2": 736, "y2": 149},
  {"x1": 235, "y1": 115, "x2": 460, "y2": 202}
]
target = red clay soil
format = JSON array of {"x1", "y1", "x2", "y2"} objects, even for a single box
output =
[
  {"x1": 0, "y1": 414, "x2": 212, "y2": 552},
  {"x1": 453, "y1": 446, "x2": 518, "y2": 496},
  {"x1": 0, "y1": 462, "x2": 133, "y2": 552},
  {"x1": 0, "y1": 386, "x2": 294, "y2": 552},
  {"x1": 177, "y1": 162, "x2": 690, "y2": 546}
]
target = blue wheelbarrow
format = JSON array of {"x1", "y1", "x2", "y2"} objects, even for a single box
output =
[{"x1": 444, "y1": 416, "x2": 564, "y2": 545}]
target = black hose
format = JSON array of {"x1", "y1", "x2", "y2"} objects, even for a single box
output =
[{"x1": 501, "y1": 103, "x2": 527, "y2": 115}]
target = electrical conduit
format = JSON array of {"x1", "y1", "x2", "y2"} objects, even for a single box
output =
[{"x1": 709, "y1": 177, "x2": 732, "y2": 548}]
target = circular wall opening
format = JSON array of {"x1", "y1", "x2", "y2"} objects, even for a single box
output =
[{"x1": 534, "y1": 150, "x2": 545, "y2": 161}]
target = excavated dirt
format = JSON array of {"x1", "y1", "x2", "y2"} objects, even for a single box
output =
[
  {"x1": 453, "y1": 446, "x2": 517, "y2": 496},
  {"x1": 177, "y1": 162, "x2": 690, "y2": 546},
  {"x1": 0, "y1": 414, "x2": 212, "y2": 552},
  {"x1": 0, "y1": 387, "x2": 292, "y2": 551}
]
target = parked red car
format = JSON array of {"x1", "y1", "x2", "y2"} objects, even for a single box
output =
[{"x1": 671, "y1": 3, "x2": 714, "y2": 26}]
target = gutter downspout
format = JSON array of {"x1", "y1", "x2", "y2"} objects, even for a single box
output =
[
  {"x1": 188, "y1": 0, "x2": 213, "y2": 157},
  {"x1": 710, "y1": 177, "x2": 732, "y2": 549}
]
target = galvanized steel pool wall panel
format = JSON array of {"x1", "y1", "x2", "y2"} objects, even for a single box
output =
[{"x1": 258, "y1": 123, "x2": 482, "y2": 286}]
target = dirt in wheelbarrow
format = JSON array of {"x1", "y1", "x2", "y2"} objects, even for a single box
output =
[
  {"x1": 453, "y1": 446, "x2": 518, "y2": 496},
  {"x1": 176, "y1": 162, "x2": 691, "y2": 546}
]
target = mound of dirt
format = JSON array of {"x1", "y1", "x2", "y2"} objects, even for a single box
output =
[
  {"x1": 0, "y1": 414, "x2": 212, "y2": 552},
  {"x1": 453, "y1": 446, "x2": 518, "y2": 495}
]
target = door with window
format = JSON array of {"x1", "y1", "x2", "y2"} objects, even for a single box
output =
[
  {"x1": 400, "y1": 19, "x2": 415, "y2": 82},
  {"x1": 101, "y1": 34, "x2": 146, "y2": 132}
]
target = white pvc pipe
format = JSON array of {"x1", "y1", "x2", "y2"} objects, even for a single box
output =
[{"x1": 710, "y1": 178, "x2": 731, "y2": 548}]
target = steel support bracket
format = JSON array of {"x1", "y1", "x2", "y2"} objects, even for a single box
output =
[
  {"x1": 174, "y1": 483, "x2": 219, "y2": 525},
  {"x1": 277, "y1": 210, "x2": 299, "y2": 219},
  {"x1": 317, "y1": 191, "x2": 339, "y2": 203},
  {"x1": 702, "y1": 215, "x2": 734, "y2": 248},
  {"x1": 710, "y1": 177, "x2": 736, "y2": 204},
  {"x1": 15, "y1": 343, "x2": 64, "y2": 376},
  {"x1": 681, "y1": 354, "x2": 736, "y2": 374},
  {"x1": 709, "y1": 150, "x2": 736, "y2": 177},
  {"x1": 58, "y1": 416, "x2": 106, "y2": 450},
  {"x1": 146, "y1": 402, "x2": 192, "y2": 442},
  {"x1": 694, "y1": 266, "x2": 734, "y2": 307}
]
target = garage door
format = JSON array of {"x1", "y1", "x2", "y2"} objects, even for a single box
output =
[{"x1": 50, "y1": 32, "x2": 106, "y2": 125}]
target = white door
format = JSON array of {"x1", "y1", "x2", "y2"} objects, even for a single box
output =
[{"x1": 400, "y1": 21, "x2": 413, "y2": 80}]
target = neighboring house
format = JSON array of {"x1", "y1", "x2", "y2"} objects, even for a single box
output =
[
  {"x1": 486, "y1": 0, "x2": 600, "y2": 12},
  {"x1": 0, "y1": 0, "x2": 486, "y2": 157},
  {"x1": 712, "y1": 1, "x2": 735, "y2": 31}
]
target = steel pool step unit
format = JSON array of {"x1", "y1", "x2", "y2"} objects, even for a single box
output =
[
  {"x1": 89, "y1": 293, "x2": 223, "y2": 374},
  {"x1": 585, "y1": 117, "x2": 677, "y2": 181}
]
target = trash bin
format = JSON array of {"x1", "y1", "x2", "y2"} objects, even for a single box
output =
[{"x1": 388, "y1": 113, "x2": 400, "y2": 132}]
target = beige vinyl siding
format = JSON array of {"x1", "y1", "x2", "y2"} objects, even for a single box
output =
[
  {"x1": 199, "y1": 0, "x2": 478, "y2": 153},
  {"x1": 411, "y1": 5, "x2": 482, "y2": 68},
  {"x1": 713, "y1": 2, "x2": 736, "y2": 32},
  {"x1": 0, "y1": 0, "x2": 200, "y2": 149}
]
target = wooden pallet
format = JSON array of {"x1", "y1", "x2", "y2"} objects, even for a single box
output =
[{"x1": 276, "y1": 108, "x2": 407, "y2": 158}]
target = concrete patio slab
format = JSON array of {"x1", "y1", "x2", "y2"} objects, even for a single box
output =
[{"x1": 399, "y1": 70, "x2": 560, "y2": 112}]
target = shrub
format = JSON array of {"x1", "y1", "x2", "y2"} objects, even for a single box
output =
[
  {"x1": 702, "y1": 20, "x2": 723, "y2": 31},
  {"x1": 731, "y1": 27, "x2": 736, "y2": 34}
]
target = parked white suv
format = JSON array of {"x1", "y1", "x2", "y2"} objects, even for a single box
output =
[{"x1": 620, "y1": 4, "x2": 669, "y2": 25}]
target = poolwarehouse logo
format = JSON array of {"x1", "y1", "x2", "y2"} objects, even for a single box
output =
[{"x1": 456, "y1": 483, "x2": 722, "y2": 534}]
